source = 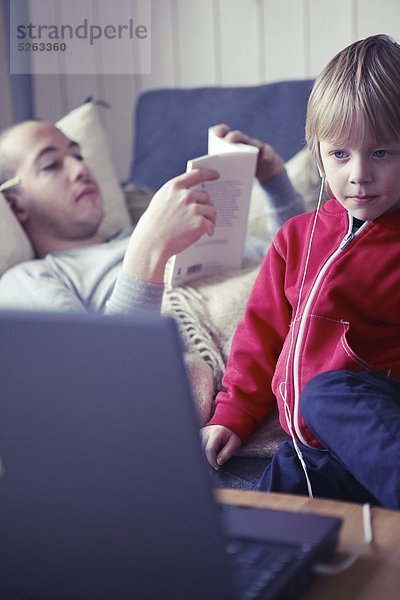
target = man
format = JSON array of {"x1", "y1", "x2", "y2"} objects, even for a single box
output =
[{"x1": 0, "y1": 120, "x2": 305, "y2": 313}]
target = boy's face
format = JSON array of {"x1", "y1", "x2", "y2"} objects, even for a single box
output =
[{"x1": 320, "y1": 132, "x2": 400, "y2": 221}]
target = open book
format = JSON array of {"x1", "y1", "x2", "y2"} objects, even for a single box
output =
[{"x1": 168, "y1": 129, "x2": 258, "y2": 287}]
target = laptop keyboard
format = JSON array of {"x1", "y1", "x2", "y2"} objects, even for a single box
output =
[{"x1": 226, "y1": 537, "x2": 311, "y2": 600}]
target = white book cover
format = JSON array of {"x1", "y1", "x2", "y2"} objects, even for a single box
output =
[{"x1": 168, "y1": 129, "x2": 258, "y2": 287}]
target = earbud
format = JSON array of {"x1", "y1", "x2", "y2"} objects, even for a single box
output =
[{"x1": 317, "y1": 164, "x2": 324, "y2": 178}]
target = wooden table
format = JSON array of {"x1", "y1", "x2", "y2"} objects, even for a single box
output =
[{"x1": 217, "y1": 489, "x2": 400, "y2": 600}]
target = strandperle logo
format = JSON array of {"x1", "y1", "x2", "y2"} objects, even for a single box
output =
[
  {"x1": 16, "y1": 18, "x2": 148, "y2": 46},
  {"x1": 10, "y1": 0, "x2": 151, "y2": 75}
]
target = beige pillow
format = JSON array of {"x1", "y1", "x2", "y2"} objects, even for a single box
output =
[
  {"x1": 0, "y1": 101, "x2": 131, "y2": 277},
  {"x1": 286, "y1": 146, "x2": 325, "y2": 211},
  {"x1": 247, "y1": 146, "x2": 322, "y2": 240},
  {"x1": 56, "y1": 102, "x2": 131, "y2": 238},
  {"x1": 0, "y1": 192, "x2": 34, "y2": 275}
]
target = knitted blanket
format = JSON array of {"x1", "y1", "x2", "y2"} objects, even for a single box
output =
[{"x1": 162, "y1": 263, "x2": 288, "y2": 457}]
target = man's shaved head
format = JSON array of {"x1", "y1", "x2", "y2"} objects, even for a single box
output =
[{"x1": 0, "y1": 121, "x2": 47, "y2": 190}]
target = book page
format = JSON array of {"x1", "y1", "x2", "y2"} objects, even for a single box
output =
[
  {"x1": 207, "y1": 128, "x2": 257, "y2": 156},
  {"x1": 168, "y1": 130, "x2": 258, "y2": 287}
]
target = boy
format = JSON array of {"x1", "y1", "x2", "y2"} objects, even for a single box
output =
[{"x1": 201, "y1": 34, "x2": 400, "y2": 509}]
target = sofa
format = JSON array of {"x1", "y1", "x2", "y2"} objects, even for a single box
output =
[
  {"x1": 129, "y1": 79, "x2": 314, "y2": 191},
  {"x1": 0, "y1": 80, "x2": 322, "y2": 471}
]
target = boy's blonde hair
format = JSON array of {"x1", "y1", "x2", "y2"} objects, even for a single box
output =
[{"x1": 306, "y1": 34, "x2": 400, "y2": 168}]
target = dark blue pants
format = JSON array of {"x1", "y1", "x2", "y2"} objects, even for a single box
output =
[{"x1": 257, "y1": 370, "x2": 400, "y2": 509}]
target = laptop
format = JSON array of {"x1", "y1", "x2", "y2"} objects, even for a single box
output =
[{"x1": 0, "y1": 310, "x2": 341, "y2": 600}]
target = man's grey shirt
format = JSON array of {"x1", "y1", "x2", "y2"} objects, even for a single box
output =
[
  {"x1": 0, "y1": 229, "x2": 163, "y2": 314},
  {"x1": 0, "y1": 172, "x2": 305, "y2": 315}
]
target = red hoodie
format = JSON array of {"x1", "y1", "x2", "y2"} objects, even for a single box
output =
[{"x1": 208, "y1": 199, "x2": 400, "y2": 447}]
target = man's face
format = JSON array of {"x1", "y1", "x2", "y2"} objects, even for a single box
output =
[{"x1": 5, "y1": 122, "x2": 103, "y2": 242}]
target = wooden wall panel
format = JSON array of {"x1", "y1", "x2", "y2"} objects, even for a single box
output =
[
  {"x1": 98, "y1": 76, "x2": 140, "y2": 181},
  {"x1": 218, "y1": 0, "x2": 260, "y2": 85},
  {"x1": 33, "y1": 74, "x2": 65, "y2": 123},
  {"x1": 8, "y1": 0, "x2": 400, "y2": 179},
  {"x1": 308, "y1": 0, "x2": 354, "y2": 76},
  {"x1": 357, "y1": 0, "x2": 400, "y2": 40},
  {"x1": 176, "y1": 0, "x2": 217, "y2": 87},
  {"x1": 30, "y1": 0, "x2": 65, "y2": 122},
  {"x1": 262, "y1": 0, "x2": 307, "y2": 81},
  {"x1": 139, "y1": 0, "x2": 176, "y2": 90}
]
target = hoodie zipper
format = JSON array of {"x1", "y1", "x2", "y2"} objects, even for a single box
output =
[{"x1": 291, "y1": 214, "x2": 369, "y2": 445}]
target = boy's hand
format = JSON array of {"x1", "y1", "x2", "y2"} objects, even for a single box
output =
[
  {"x1": 200, "y1": 424, "x2": 241, "y2": 470},
  {"x1": 211, "y1": 123, "x2": 285, "y2": 183}
]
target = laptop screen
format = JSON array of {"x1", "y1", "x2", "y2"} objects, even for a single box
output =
[
  {"x1": 0, "y1": 310, "x2": 237, "y2": 599},
  {"x1": 0, "y1": 310, "x2": 340, "y2": 600}
]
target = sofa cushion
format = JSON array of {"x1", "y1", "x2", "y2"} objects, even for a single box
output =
[{"x1": 130, "y1": 79, "x2": 314, "y2": 190}]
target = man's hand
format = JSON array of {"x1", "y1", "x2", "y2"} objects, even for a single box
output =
[
  {"x1": 201, "y1": 424, "x2": 241, "y2": 470},
  {"x1": 212, "y1": 123, "x2": 285, "y2": 183},
  {"x1": 122, "y1": 168, "x2": 219, "y2": 283}
]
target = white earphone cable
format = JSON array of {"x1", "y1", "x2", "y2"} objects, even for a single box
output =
[{"x1": 278, "y1": 175, "x2": 326, "y2": 498}]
